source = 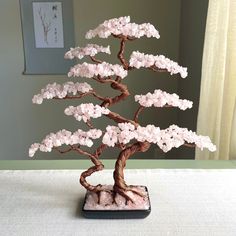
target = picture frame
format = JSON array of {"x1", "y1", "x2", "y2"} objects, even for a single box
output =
[{"x1": 19, "y1": 0, "x2": 75, "y2": 75}]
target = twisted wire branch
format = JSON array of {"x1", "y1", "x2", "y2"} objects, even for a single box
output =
[
  {"x1": 54, "y1": 145, "x2": 105, "y2": 192},
  {"x1": 133, "y1": 106, "x2": 144, "y2": 123},
  {"x1": 113, "y1": 141, "x2": 151, "y2": 202},
  {"x1": 89, "y1": 56, "x2": 102, "y2": 64},
  {"x1": 118, "y1": 38, "x2": 129, "y2": 69},
  {"x1": 149, "y1": 65, "x2": 168, "y2": 73}
]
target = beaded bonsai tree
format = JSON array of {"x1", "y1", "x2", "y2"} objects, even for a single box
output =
[{"x1": 29, "y1": 16, "x2": 216, "y2": 216}]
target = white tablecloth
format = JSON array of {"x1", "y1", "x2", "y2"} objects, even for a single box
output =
[{"x1": 0, "y1": 169, "x2": 236, "y2": 236}]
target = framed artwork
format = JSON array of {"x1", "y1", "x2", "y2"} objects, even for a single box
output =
[
  {"x1": 20, "y1": 0, "x2": 75, "y2": 75},
  {"x1": 32, "y1": 2, "x2": 64, "y2": 48}
]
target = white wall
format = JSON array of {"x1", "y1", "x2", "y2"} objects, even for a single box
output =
[{"x1": 0, "y1": 0, "x2": 181, "y2": 160}]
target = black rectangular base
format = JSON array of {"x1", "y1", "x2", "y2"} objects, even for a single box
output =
[{"x1": 82, "y1": 208, "x2": 151, "y2": 219}]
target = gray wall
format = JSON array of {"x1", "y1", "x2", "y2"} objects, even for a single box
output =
[
  {"x1": 0, "y1": 0, "x2": 204, "y2": 160},
  {"x1": 176, "y1": 0, "x2": 209, "y2": 159}
]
